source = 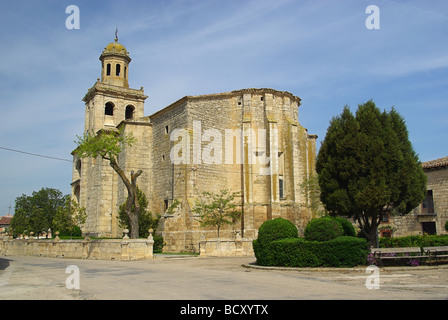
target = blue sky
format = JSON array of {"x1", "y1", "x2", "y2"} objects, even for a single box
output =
[{"x1": 0, "y1": 0, "x2": 447, "y2": 215}]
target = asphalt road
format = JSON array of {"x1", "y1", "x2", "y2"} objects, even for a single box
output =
[{"x1": 1, "y1": 255, "x2": 447, "y2": 301}]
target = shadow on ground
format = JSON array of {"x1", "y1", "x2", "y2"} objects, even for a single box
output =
[{"x1": 0, "y1": 258, "x2": 11, "y2": 271}]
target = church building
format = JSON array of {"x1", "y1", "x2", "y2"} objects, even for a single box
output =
[{"x1": 71, "y1": 37, "x2": 319, "y2": 252}]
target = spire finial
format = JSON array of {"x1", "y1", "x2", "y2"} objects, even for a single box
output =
[{"x1": 115, "y1": 26, "x2": 118, "y2": 42}]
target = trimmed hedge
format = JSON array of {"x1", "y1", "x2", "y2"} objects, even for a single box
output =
[
  {"x1": 257, "y1": 218, "x2": 298, "y2": 244},
  {"x1": 379, "y1": 234, "x2": 448, "y2": 248},
  {"x1": 304, "y1": 217, "x2": 343, "y2": 242},
  {"x1": 331, "y1": 217, "x2": 356, "y2": 237},
  {"x1": 253, "y1": 236, "x2": 369, "y2": 267}
]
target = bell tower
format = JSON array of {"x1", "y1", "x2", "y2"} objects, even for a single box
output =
[
  {"x1": 82, "y1": 34, "x2": 148, "y2": 134},
  {"x1": 99, "y1": 33, "x2": 131, "y2": 88},
  {"x1": 72, "y1": 34, "x2": 148, "y2": 238}
]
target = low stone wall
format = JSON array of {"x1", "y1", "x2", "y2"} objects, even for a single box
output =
[
  {"x1": 0, "y1": 238, "x2": 154, "y2": 260},
  {"x1": 199, "y1": 238, "x2": 254, "y2": 257}
]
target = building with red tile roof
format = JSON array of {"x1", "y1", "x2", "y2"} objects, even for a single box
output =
[{"x1": 0, "y1": 215, "x2": 12, "y2": 232}]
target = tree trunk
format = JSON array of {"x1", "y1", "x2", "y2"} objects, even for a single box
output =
[
  {"x1": 357, "y1": 212, "x2": 381, "y2": 249},
  {"x1": 109, "y1": 158, "x2": 142, "y2": 239},
  {"x1": 129, "y1": 170, "x2": 142, "y2": 239},
  {"x1": 366, "y1": 226, "x2": 379, "y2": 249}
]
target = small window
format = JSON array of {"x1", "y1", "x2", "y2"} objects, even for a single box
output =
[
  {"x1": 279, "y1": 178, "x2": 284, "y2": 199},
  {"x1": 163, "y1": 200, "x2": 169, "y2": 212},
  {"x1": 76, "y1": 159, "x2": 82, "y2": 175},
  {"x1": 106, "y1": 63, "x2": 111, "y2": 76},
  {"x1": 165, "y1": 125, "x2": 169, "y2": 135},
  {"x1": 105, "y1": 102, "x2": 114, "y2": 116},
  {"x1": 116, "y1": 64, "x2": 121, "y2": 76},
  {"x1": 162, "y1": 154, "x2": 165, "y2": 161},
  {"x1": 124, "y1": 66, "x2": 127, "y2": 79},
  {"x1": 125, "y1": 105, "x2": 134, "y2": 119},
  {"x1": 422, "y1": 190, "x2": 434, "y2": 214},
  {"x1": 74, "y1": 185, "x2": 81, "y2": 203},
  {"x1": 381, "y1": 230, "x2": 392, "y2": 238}
]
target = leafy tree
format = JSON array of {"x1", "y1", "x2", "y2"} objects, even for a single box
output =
[
  {"x1": 53, "y1": 196, "x2": 87, "y2": 238},
  {"x1": 192, "y1": 189, "x2": 242, "y2": 238},
  {"x1": 74, "y1": 127, "x2": 143, "y2": 239},
  {"x1": 118, "y1": 188, "x2": 160, "y2": 238},
  {"x1": 316, "y1": 101, "x2": 426, "y2": 247},
  {"x1": 10, "y1": 188, "x2": 66, "y2": 237}
]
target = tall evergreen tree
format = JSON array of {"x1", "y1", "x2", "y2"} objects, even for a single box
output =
[{"x1": 316, "y1": 101, "x2": 426, "y2": 247}]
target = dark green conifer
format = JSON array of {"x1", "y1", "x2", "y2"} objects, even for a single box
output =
[{"x1": 316, "y1": 100, "x2": 426, "y2": 247}]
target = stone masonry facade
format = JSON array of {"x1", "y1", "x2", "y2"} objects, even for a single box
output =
[
  {"x1": 71, "y1": 38, "x2": 318, "y2": 252},
  {"x1": 379, "y1": 156, "x2": 448, "y2": 237}
]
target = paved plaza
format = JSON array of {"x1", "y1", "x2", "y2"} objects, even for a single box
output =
[{"x1": 1, "y1": 255, "x2": 447, "y2": 301}]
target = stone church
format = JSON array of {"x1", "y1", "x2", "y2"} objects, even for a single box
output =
[{"x1": 71, "y1": 37, "x2": 318, "y2": 252}]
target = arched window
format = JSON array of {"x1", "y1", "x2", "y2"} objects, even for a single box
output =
[
  {"x1": 105, "y1": 102, "x2": 114, "y2": 116},
  {"x1": 76, "y1": 159, "x2": 82, "y2": 176},
  {"x1": 125, "y1": 105, "x2": 135, "y2": 119},
  {"x1": 116, "y1": 64, "x2": 121, "y2": 76},
  {"x1": 124, "y1": 66, "x2": 127, "y2": 79},
  {"x1": 106, "y1": 63, "x2": 111, "y2": 76},
  {"x1": 74, "y1": 185, "x2": 80, "y2": 203}
]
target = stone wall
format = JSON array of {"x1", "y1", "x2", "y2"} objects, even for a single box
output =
[
  {"x1": 150, "y1": 89, "x2": 318, "y2": 252},
  {"x1": 424, "y1": 165, "x2": 448, "y2": 234},
  {"x1": 0, "y1": 238, "x2": 154, "y2": 261},
  {"x1": 379, "y1": 161, "x2": 448, "y2": 237},
  {"x1": 199, "y1": 238, "x2": 254, "y2": 257}
]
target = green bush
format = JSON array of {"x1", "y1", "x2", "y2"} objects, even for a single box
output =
[
  {"x1": 153, "y1": 235, "x2": 164, "y2": 253},
  {"x1": 257, "y1": 218, "x2": 298, "y2": 244},
  {"x1": 253, "y1": 217, "x2": 368, "y2": 268},
  {"x1": 304, "y1": 217, "x2": 343, "y2": 242},
  {"x1": 331, "y1": 217, "x2": 356, "y2": 237},
  {"x1": 379, "y1": 234, "x2": 448, "y2": 248},
  {"x1": 59, "y1": 226, "x2": 82, "y2": 237},
  {"x1": 254, "y1": 236, "x2": 369, "y2": 267}
]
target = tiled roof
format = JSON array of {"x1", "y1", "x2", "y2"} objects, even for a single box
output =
[
  {"x1": 422, "y1": 156, "x2": 448, "y2": 169},
  {"x1": 0, "y1": 215, "x2": 12, "y2": 225}
]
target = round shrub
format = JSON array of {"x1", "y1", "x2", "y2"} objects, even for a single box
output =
[
  {"x1": 257, "y1": 218, "x2": 298, "y2": 244},
  {"x1": 304, "y1": 217, "x2": 343, "y2": 242},
  {"x1": 331, "y1": 216, "x2": 356, "y2": 237}
]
